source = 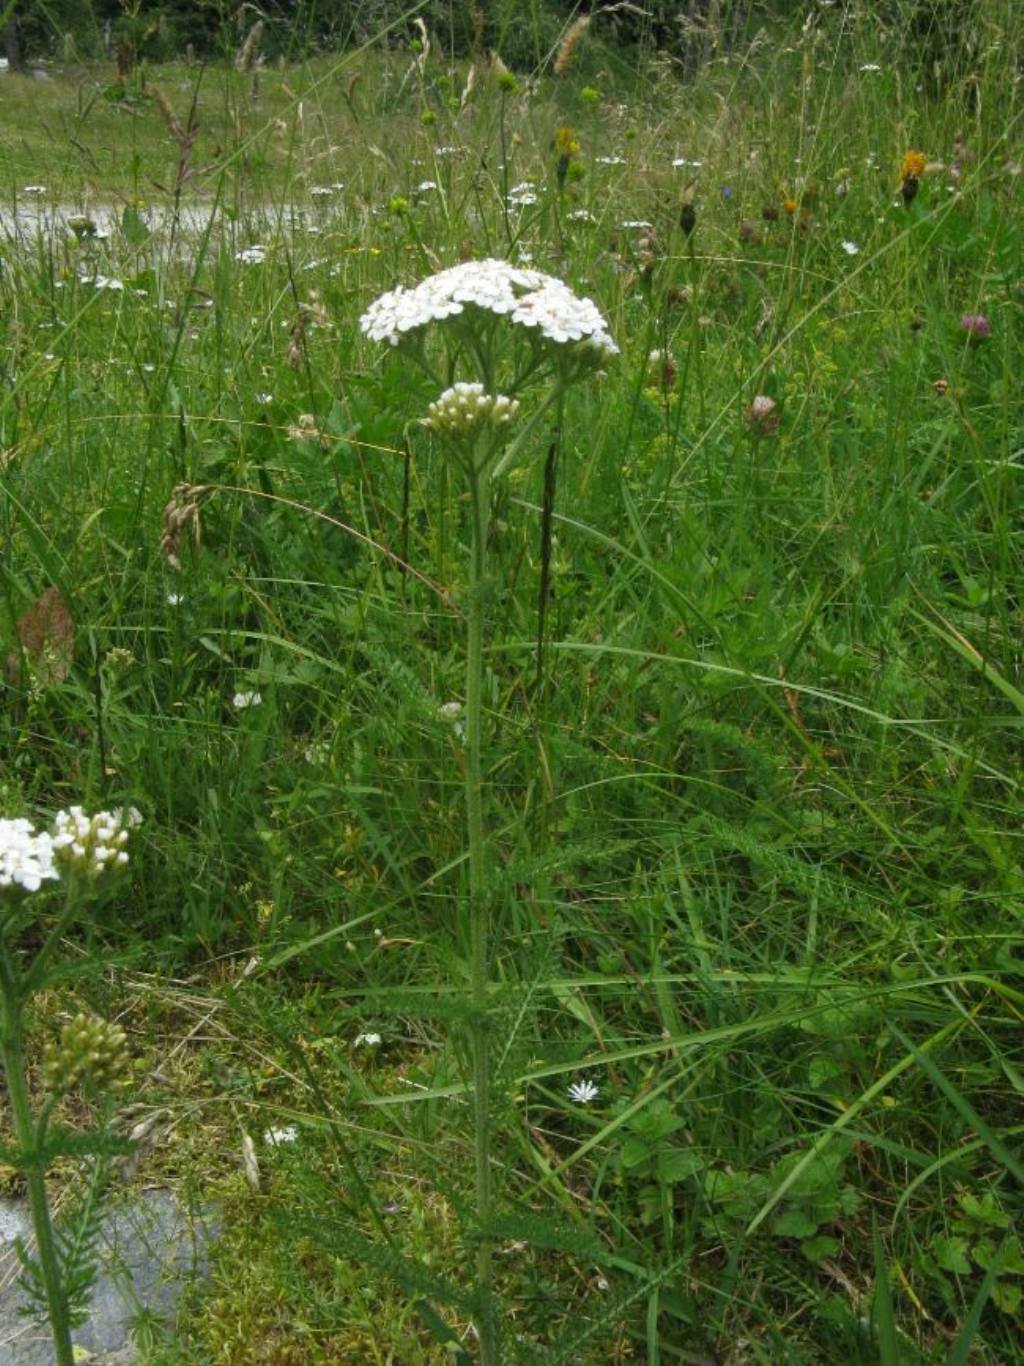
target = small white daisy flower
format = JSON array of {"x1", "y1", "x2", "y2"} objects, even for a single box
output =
[
  {"x1": 841, "y1": 240, "x2": 860, "y2": 255},
  {"x1": 232, "y1": 690, "x2": 262, "y2": 710},
  {"x1": 567, "y1": 1078, "x2": 599, "y2": 1105}
]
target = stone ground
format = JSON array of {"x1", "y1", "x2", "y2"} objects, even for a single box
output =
[{"x1": 0, "y1": 1189, "x2": 214, "y2": 1363}]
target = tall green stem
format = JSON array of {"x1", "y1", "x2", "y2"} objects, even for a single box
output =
[
  {"x1": 465, "y1": 462, "x2": 496, "y2": 1364},
  {"x1": 0, "y1": 953, "x2": 75, "y2": 1366}
]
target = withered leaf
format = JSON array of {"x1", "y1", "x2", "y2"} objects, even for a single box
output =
[{"x1": 6, "y1": 586, "x2": 74, "y2": 686}]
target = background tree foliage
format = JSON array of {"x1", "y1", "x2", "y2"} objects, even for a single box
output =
[{"x1": 2, "y1": 0, "x2": 984, "y2": 78}]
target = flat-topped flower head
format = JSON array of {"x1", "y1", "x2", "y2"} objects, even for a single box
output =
[
  {"x1": 51, "y1": 805, "x2": 140, "y2": 878},
  {"x1": 424, "y1": 383, "x2": 520, "y2": 437},
  {"x1": 359, "y1": 258, "x2": 618, "y2": 363},
  {"x1": 0, "y1": 818, "x2": 58, "y2": 894}
]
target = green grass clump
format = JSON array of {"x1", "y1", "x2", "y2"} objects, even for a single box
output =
[{"x1": 1, "y1": 3, "x2": 1022, "y2": 1360}]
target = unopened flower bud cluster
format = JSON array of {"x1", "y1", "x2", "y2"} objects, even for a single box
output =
[
  {"x1": 423, "y1": 383, "x2": 519, "y2": 437},
  {"x1": 44, "y1": 1013, "x2": 131, "y2": 1097},
  {"x1": 51, "y1": 806, "x2": 142, "y2": 878}
]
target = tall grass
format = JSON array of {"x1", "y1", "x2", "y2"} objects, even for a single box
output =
[{"x1": 0, "y1": 1, "x2": 1021, "y2": 1358}]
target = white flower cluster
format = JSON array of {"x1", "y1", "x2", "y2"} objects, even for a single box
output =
[
  {"x1": 0, "y1": 818, "x2": 58, "y2": 893},
  {"x1": 423, "y1": 382, "x2": 519, "y2": 437},
  {"x1": 359, "y1": 259, "x2": 618, "y2": 360},
  {"x1": 51, "y1": 806, "x2": 141, "y2": 878},
  {"x1": 507, "y1": 181, "x2": 538, "y2": 207}
]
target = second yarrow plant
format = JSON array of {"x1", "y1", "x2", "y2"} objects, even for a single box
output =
[
  {"x1": 359, "y1": 259, "x2": 617, "y2": 1361},
  {"x1": 0, "y1": 806, "x2": 142, "y2": 1366}
]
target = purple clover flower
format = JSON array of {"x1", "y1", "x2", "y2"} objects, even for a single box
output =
[{"x1": 959, "y1": 313, "x2": 991, "y2": 341}]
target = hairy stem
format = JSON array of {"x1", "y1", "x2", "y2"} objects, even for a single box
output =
[{"x1": 465, "y1": 461, "x2": 496, "y2": 1363}]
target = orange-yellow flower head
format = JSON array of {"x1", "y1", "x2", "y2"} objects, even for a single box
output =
[{"x1": 901, "y1": 150, "x2": 926, "y2": 181}]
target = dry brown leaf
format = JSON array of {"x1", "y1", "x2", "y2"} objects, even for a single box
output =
[{"x1": 5, "y1": 586, "x2": 74, "y2": 685}]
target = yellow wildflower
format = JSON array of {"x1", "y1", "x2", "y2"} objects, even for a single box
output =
[
  {"x1": 554, "y1": 126, "x2": 581, "y2": 159},
  {"x1": 900, "y1": 150, "x2": 926, "y2": 181}
]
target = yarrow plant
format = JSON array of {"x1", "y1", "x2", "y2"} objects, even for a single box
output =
[
  {"x1": 0, "y1": 805, "x2": 140, "y2": 1366},
  {"x1": 360, "y1": 258, "x2": 615, "y2": 1362}
]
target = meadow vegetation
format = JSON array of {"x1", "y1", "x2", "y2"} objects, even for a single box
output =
[{"x1": 0, "y1": 1, "x2": 1022, "y2": 1360}]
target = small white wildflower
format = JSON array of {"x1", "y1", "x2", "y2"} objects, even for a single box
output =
[
  {"x1": 507, "y1": 181, "x2": 538, "y2": 207},
  {"x1": 415, "y1": 179, "x2": 439, "y2": 192},
  {"x1": 671, "y1": 157, "x2": 703, "y2": 169},
  {"x1": 596, "y1": 155, "x2": 626, "y2": 165},
  {"x1": 860, "y1": 62, "x2": 882, "y2": 72},
  {"x1": 841, "y1": 240, "x2": 860, "y2": 255},
  {"x1": 232, "y1": 690, "x2": 262, "y2": 710},
  {"x1": 354, "y1": 1031, "x2": 382, "y2": 1047},
  {"x1": 567, "y1": 1078, "x2": 599, "y2": 1105},
  {"x1": 439, "y1": 699, "x2": 466, "y2": 740},
  {"x1": 235, "y1": 245, "x2": 267, "y2": 265},
  {"x1": 80, "y1": 275, "x2": 124, "y2": 291},
  {"x1": 255, "y1": 391, "x2": 274, "y2": 405},
  {"x1": 309, "y1": 185, "x2": 336, "y2": 197},
  {"x1": 567, "y1": 208, "x2": 595, "y2": 223},
  {"x1": 263, "y1": 1125, "x2": 299, "y2": 1145},
  {"x1": 0, "y1": 818, "x2": 59, "y2": 893},
  {"x1": 620, "y1": 220, "x2": 652, "y2": 230}
]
